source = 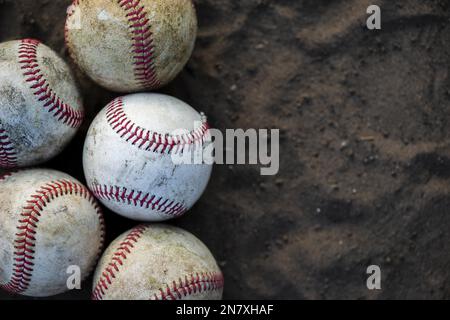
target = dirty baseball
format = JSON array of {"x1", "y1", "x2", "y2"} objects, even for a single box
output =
[
  {"x1": 65, "y1": 0, "x2": 198, "y2": 92},
  {"x1": 0, "y1": 169, "x2": 104, "y2": 297},
  {"x1": 0, "y1": 39, "x2": 84, "y2": 169},
  {"x1": 92, "y1": 224, "x2": 223, "y2": 300},
  {"x1": 83, "y1": 93, "x2": 212, "y2": 221}
]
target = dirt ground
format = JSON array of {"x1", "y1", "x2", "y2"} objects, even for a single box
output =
[{"x1": 1, "y1": 0, "x2": 450, "y2": 300}]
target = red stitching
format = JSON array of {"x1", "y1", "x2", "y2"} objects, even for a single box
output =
[
  {"x1": 69, "y1": 0, "x2": 80, "y2": 11},
  {"x1": 66, "y1": 0, "x2": 80, "y2": 17},
  {"x1": 18, "y1": 39, "x2": 84, "y2": 128},
  {"x1": 0, "y1": 121, "x2": 17, "y2": 168},
  {"x1": 64, "y1": 0, "x2": 80, "y2": 65},
  {"x1": 90, "y1": 183, "x2": 187, "y2": 217},
  {"x1": 0, "y1": 170, "x2": 16, "y2": 181},
  {"x1": 0, "y1": 179, "x2": 105, "y2": 295},
  {"x1": 151, "y1": 272, "x2": 224, "y2": 300},
  {"x1": 65, "y1": 0, "x2": 159, "y2": 89},
  {"x1": 92, "y1": 225, "x2": 148, "y2": 300},
  {"x1": 92, "y1": 225, "x2": 223, "y2": 300},
  {"x1": 118, "y1": 0, "x2": 160, "y2": 89},
  {"x1": 106, "y1": 97, "x2": 210, "y2": 154}
]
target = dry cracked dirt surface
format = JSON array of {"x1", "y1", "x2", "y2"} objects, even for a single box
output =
[{"x1": 1, "y1": 0, "x2": 450, "y2": 300}]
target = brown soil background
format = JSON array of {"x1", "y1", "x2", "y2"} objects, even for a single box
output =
[{"x1": 1, "y1": 0, "x2": 450, "y2": 300}]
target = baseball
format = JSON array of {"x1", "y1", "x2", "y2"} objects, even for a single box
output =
[
  {"x1": 83, "y1": 93, "x2": 212, "y2": 221},
  {"x1": 92, "y1": 224, "x2": 223, "y2": 300},
  {"x1": 65, "y1": 0, "x2": 198, "y2": 92},
  {"x1": 0, "y1": 39, "x2": 84, "y2": 169},
  {"x1": 0, "y1": 169, "x2": 105, "y2": 297}
]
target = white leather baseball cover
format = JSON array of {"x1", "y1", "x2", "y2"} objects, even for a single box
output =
[{"x1": 83, "y1": 93, "x2": 212, "y2": 221}]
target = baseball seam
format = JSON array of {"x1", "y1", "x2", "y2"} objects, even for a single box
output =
[
  {"x1": 18, "y1": 39, "x2": 84, "y2": 128},
  {"x1": 151, "y1": 272, "x2": 224, "y2": 300},
  {"x1": 92, "y1": 225, "x2": 224, "y2": 300},
  {"x1": 0, "y1": 179, "x2": 105, "y2": 295},
  {"x1": 64, "y1": 0, "x2": 80, "y2": 65},
  {"x1": 118, "y1": 0, "x2": 160, "y2": 89},
  {"x1": 0, "y1": 170, "x2": 16, "y2": 181},
  {"x1": 90, "y1": 183, "x2": 187, "y2": 217},
  {"x1": 92, "y1": 225, "x2": 147, "y2": 300},
  {"x1": 106, "y1": 97, "x2": 210, "y2": 154},
  {"x1": 0, "y1": 121, "x2": 17, "y2": 168}
]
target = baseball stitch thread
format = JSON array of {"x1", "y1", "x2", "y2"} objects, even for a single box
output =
[
  {"x1": 118, "y1": 0, "x2": 160, "y2": 89},
  {"x1": 151, "y1": 272, "x2": 224, "y2": 300},
  {"x1": 18, "y1": 39, "x2": 84, "y2": 128},
  {"x1": 106, "y1": 97, "x2": 210, "y2": 154},
  {"x1": 92, "y1": 225, "x2": 148, "y2": 300},
  {"x1": 0, "y1": 180, "x2": 105, "y2": 294},
  {"x1": 0, "y1": 121, "x2": 17, "y2": 168},
  {"x1": 0, "y1": 170, "x2": 16, "y2": 181},
  {"x1": 90, "y1": 183, "x2": 187, "y2": 217},
  {"x1": 64, "y1": 0, "x2": 80, "y2": 64}
]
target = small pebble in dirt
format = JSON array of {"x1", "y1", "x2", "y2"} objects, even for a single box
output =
[{"x1": 340, "y1": 140, "x2": 349, "y2": 150}]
